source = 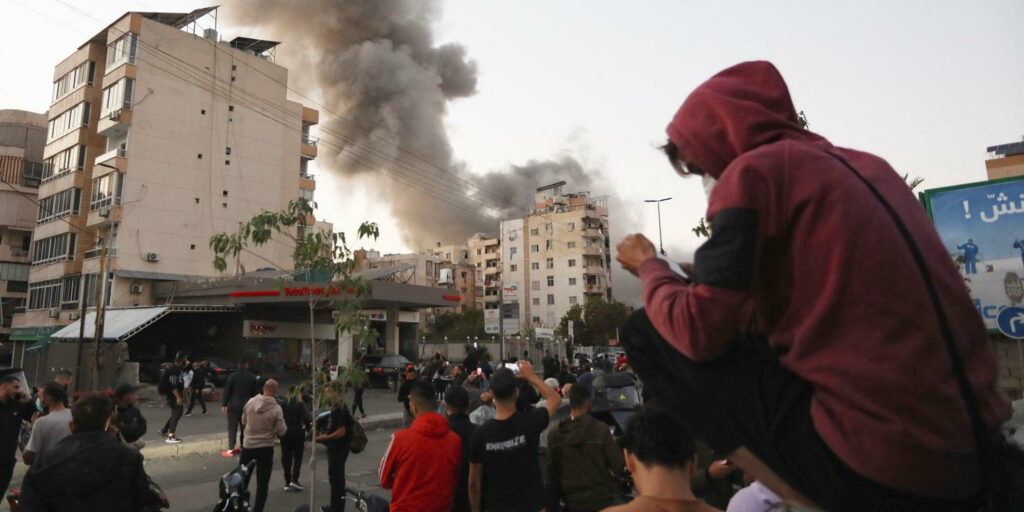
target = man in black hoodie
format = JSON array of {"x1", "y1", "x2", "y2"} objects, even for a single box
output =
[
  {"x1": 444, "y1": 385, "x2": 476, "y2": 512},
  {"x1": 221, "y1": 358, "x2": 259, "y2": 456},
  {"x1": 20, "y1": 395, "x2": 167, "y2": 511},
  {"x1": 278, "y1": 387, "x2": 311, "y2": 492},
  {"x1": 112, "y1": 383, "x2": 147, "y2": 451},
  {"x1": 546, "y1": 383, "x2": 625, "y2": 512}
]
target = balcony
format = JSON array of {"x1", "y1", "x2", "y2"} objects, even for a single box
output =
[
  {"x1": 84, "y1": 247, "x2": 117, "y2": 259},
  {"x1": 86, "y1": 204, "x2": 122, "y2": 227},
  {"x1": 97, "y1": 108, "x2": 132, "y2": 137},
  {"x1": 94, "y1": 147, "x2": 127, "y2": 173},
  {"x1": 301, "y1": 136, "x2": 318, "y2": 159}
]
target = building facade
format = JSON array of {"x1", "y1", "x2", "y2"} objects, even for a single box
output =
[
  {"x1": 14, "y1": 9, "x2": 321, "y2": 348},
  {"x1": 501, "y1": 181, "x2": 611, "y2": 330},
  {"x1": 0, "y1": 110, "x2": 46, "y2": 352},
  {"x1": 986, "y1": 140, "x2": 1024, "y2": 180},
  {"x1": 468, "y1": 233, "x2": 501, "y2": 310}
]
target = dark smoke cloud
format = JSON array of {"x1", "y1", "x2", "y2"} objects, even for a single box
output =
[{"x1": 227, "y1": 1, "x2": 641, "y2": 300}]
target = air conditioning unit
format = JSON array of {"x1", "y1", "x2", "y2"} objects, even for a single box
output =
[
  {"x1": 108, "y1": 109, "x2": 121, "y2": 121},
  {"x1": 145, "y1": 252, "x2": 159, "y2": 262},
  {"x1": 129, "y1": 282, "x2": 143, "y2": 294},
  {"x1": 69, "y1": 312, "x2": 80, "y2": 320},
  {"x1": 48, "y1": 308, "x2": 59, "y2": 319},
  {"x1": 98, "y1": 207, "x2": 110, "y2": 218}
]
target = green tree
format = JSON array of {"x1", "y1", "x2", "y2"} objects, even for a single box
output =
[
  {"x1": 555, "y1": 299, "x2": 630, "y2": 346},
  {"x1": 432, "y1": 309, "x2": 487, "y2": 341},
  {"x1": 555, "y1": 304, "x2": 585, "y2": 340},
  {"x1": 210, "y1": 198, "x2": 377, "y2": 508}
]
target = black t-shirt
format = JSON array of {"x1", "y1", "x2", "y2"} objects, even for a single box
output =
[
  {"x1": 325, "y1": 406, "x2": 354, "y2": 455},
  {"x1": 469, "y1": 408, "x2": 550, "y2": 512}
]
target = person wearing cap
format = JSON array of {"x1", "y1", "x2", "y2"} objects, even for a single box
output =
[
  {"x1": 111, "y1": 383, "x2": 147, "y2": 450},
  {"x1": 0, "y1": 370, "x2": 28, "y2": 499},
  {"x1": 445, "y1": 385, "x2": 477, "y2": 512}
]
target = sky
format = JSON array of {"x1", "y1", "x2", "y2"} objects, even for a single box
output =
[{"x1": 2, "y1": 0, "x2": 1023, "y2": 303}]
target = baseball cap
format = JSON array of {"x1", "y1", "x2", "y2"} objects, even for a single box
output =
[
  {"x1": 0, "y1": 369, "x2": 22, "y2": 384},
  {"x1": 114, "y1": 382, "x2": 139, "y2": 398},
  {"x1": 444, "y1": 385, "x2": 469, "y2": 408}
]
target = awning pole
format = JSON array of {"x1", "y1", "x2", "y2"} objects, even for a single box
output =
[{"x1": 75, "y1": 278, "x2": 88, "y2": 396}]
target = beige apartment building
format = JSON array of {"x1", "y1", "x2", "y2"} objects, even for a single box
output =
[
  {"x1": 468, "y1": 233, "x2": 502, "y2": 310},
  {"x1": 501, "y1": 181, "x2": 612, "y2": 331},
  {"x1": 14, "y1": 9, "x2": 321, "y2": 347},
  {"x1": 986, "y1": 139, "x2": 1024, "y2": 180},
  {"x1": 431, "y1": 244, "x2": 476, "y2": 313},
  {"x1": 0, "y1": 110, "x2": 46, "y2": 354}
]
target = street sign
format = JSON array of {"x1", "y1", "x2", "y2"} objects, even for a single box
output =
[
  {"x1": 996, "y1": 306, "x2": 1024, "y2": 339},
  {"x1": 484, "y1": 309, "x2": 500, "y2": 334}
]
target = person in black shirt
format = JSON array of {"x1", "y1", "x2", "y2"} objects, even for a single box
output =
[
  {"x1": 396, "y1": 367, "x2": 418, "y2": 428},
  {"x1": 469, "y1": 362, "x2": 560, "y2": 512},
  {"x1": 111, "y1": 383, "x2": 147, "y2": 451},
  {"x1": 159, "y1": 356, "x2": 186, "y2": 444},
  {"x1": 351, "y1": 357, "x2": 367, "y2": 419},
  {"x1": 185, "y1": 360, "x2": 209, "y2": 416},
  {"x1": 445, "y1": 385, "x2": 477, "y2": 512},
  {"x1": 278, "y1": 387, "x2": 311, "y2": 492},
  {"x1": 221, "y1": 359, "x2": 259, "y2": 455},
  {"x1": 0, "y1": 371, "x2": 28, "y2": 500},
  {"x1": 316, "y1": 399, "x2": 353, "y2": 512}
]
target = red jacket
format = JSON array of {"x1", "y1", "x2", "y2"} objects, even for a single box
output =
[
  {"x1": 378, "y1": 412, "x2": 461, "y2": 512},
  {"x1": 642, "y1": 60, "x2": 1009, "y2": 499}
]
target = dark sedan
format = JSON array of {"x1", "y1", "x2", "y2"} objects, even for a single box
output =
[
  {"x1": 362, "y1": 354, "x2": 412, "y2": 390},
  {"x1": 205, "y1": 357, "x2": 238, "y2": 387}
]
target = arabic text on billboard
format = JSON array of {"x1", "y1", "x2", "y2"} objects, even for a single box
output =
[{"x1": 926, "y1": 177, "x2": 1024, "y2": 329}]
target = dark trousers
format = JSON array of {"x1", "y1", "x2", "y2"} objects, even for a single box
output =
[
  {"x1": 327, "y1": 445, "x2": 349, "y2": 512},
  {"x1": 186, "y1": 386, "x2": 206, "y2": 414},
  {"x1": 227, "y1": 406, "x2": 244, "y2": 450},
  {"x1": 0, "y1": 458, "x2": 13, "y2": 500},
  {"x1": 240, "y1": 446, "x2": 274, "y2": 512},
  {"x1": 280, "y1": 441, "x2": 304, "y2": 484},
  {"x1": 162, "y1": 396, "x2": 182, "y2": 435},
  {"x1": 620, "y1": 309, "x2": 980, "y2": 512},
  {"x1": 351, "y1": 388, "x2": 365, "y2": 417}
]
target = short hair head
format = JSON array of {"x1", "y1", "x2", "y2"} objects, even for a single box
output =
[
  {"x1": 621, "y1": 406, "x2": 696, "y2": 470},
  {"x1": 444, "y1": 385, "x2": 469, "y2": 412},
  {"x1": 659, "y1": 139, "x2": 705, "y2": 177},
  {"x1": 263, "y1": 379, "x2": 279, "y2": 395},
  {"x1": 41, "y1": 381, "x2": 66, "y2": 405},
  {"x1": 490, "y1": 368, "x2": 518, "y2": 403},
  {"x1": 568, "y1": 383, "x2": 592, "y2": 409},
  {"x1": 409, "y1": 381, "x2": 436, "y2": 412},
  {"x1": 71, "y1": 395, "x2": 113, "y2": 432}
]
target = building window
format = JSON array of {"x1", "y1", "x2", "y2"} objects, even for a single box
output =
[
  {"x1": 477, "y1": 249, "x2": 482, "y2": 255},
  {"x1": 299, "y1": 188, "x2": 314, "y2": 201},
  {"x1": 43, "y1": 145, "x2": 85, "y2": 182},
  {"x1": 52, "y1": 61, "x2": 94, "y2": 102},
  {"x1": 61, "y1": 274, "x2": 80, "y2": 308},
  {"x1": 567, "y1": 222, "x2": 575, "y2": 232},
  {"x1": 546, "y1": 240, "x2": 554, "y2": 250},
  {"x1": 568, "y1": 259, "x2": 576, "y2": 267},
  {"x1": 533, "y1": 316, "x2": 541, "y2": 324},
  {"x1": 568, "y1": 241, "x2": 577, "y2": 249},
  {"x1": 530, "y1": 244, "x2": 539, "y2": 253},
  {"x1": 569, "y1": 296, "x2": 578, "y2": 305},
  {"x1": 100, "y1": 78, "x2": 134, "y2": 116},
  {"x1": 83, "y1": 273, "x2": 113, "y2": 308},
  {"x1": 531, "y1": 281, "x2": 540, "y2": 291},
  {"x1": 0, "y1": 263, "x2": 29, "y2": 282},
  {"x1": 531, "y1": 262, "x2": 539, "y2": 271},
  {"x1": 510, "y1": 264, "x2": 517, "y2": 272},
  {"x1": 547, "y1": 294, "x2": 555, "y2": 305},
  {"x1": 37, "y1": 188, "x2": 82, "y2": 224},
  {"x1": 530, "y1": 228, "x2": 539, "y2": 236},
  {"x1": 47, "y1": 102, "x2": 90, "y2": 142},
  {"x1": 509, "y1": 246, "x2": 517, "y2": 257},
  {"x1": 545, "y1": 223, "x2": 553, "y2": 234},
  {"x1": 27, "y1": 278, "x2": 62, "y2": 310},
  {"x1": 106, "y1": 33, "x2": 138, "y2": 69},
  {"x1": 90, "y1": 173, "x2": 123, "y2": 210},
  {"x1": 547, "y1": 276, "x2": 554, "y2": 287},
  {"x1": 546, "y1": 258, "x2": 554, "y2": 269},
  {"x1": 532, "y1": 298, "x2": 540, "y2": 306},
  {"x1": 31, "y1": 233, "x2": 77, "y2": 266},
  {"x1": 569, "y1": 277, "x2": 577, "y2": 286}
]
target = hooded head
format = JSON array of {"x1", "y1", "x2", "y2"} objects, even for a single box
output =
[{"x1": 665, "y1": 61, "x2": 819, "y2": 179}]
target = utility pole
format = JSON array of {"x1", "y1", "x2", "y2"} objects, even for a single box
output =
[
  {"x1": 645, "y1": 197, "x2": 672, "y2": 255},
  {"x1": 91, "y1": 237, "x2": 108, "y2": 391}
]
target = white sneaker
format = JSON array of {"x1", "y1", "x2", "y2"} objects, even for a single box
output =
[
  {"x1": 165, "y1": 436, "x2": 182, "y2": 444},
  {"x1": 283, "y1": 485, "x2": 294, "y2": 492},
  {"x1": 289, "y1": 482, "x2": 304, "y2": 491}
]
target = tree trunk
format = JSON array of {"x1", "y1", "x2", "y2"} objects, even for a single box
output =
[{"x1": 308, "y1": 297, "x2": 317, "y2": 508}]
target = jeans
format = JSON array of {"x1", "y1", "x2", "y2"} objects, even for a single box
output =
[
  {"x1": 351, "y1": 388, "x2": 365, "y2": 417},
  {"x1": 227, "y1": 406, "x2": 244, "y2": 450},
  {"x1": 162, "y1": 396, "x2": 183, "y2": 435},
  {"x1": 965, "y1": 258, "x2": 977, "y2": 274},
  {"x1": 240, "y1": 446, "x2": 274, "y2": 512},
  {"x1": 280, "y1": 441, "x2": 304, "y2": 485},
  {"x1": 186, "y1": 386, "x2": 207, "y2": 414},
  {"x1": 327, "y1": 445, "x2": 349, "y2": 512}
]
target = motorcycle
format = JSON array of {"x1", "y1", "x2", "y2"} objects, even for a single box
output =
[
  {"x1": 214, "y1": 460, "x2": 257, "y2": 512},
  {"x1": 289, "y1": 487, "x2": 389, "y2": 512}
]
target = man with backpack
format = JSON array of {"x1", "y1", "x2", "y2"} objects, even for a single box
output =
[
  {"x1": 221, "y1": 358, "x2": 259, "y2": 456},
  {"x1": 158, "y1": 355, "x2": 186, "y2": 444},
  {"x1": 316, "y1": 395, "x2": 356, "y2": 512}
]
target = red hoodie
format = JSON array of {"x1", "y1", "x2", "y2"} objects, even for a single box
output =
[
  {"x1": 378, "y1": 411, "x2": 462, "y2": 512},
  {"x1": 641, "y1": 61, "x2": 1009, "y2": 499}
]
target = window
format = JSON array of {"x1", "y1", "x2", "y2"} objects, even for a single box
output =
[
  {"x1": 547, "y1": 276, "x2": 554, "y2": 287},
  {"x1": 530, "y1": 228, "x2": 539, "y2": 236},
  {"x1": 545, "y1": 223, "x2": 553, "y2": 234},
  {"x1": 61, "y1": 274, "x2": 80, "y2": 307},
  {"x1": 531, "y1": 281, "x2": 540, "y2": 291},
  {"x1": 37, "y1": 188, "x2": 82, "y2": 224},
  {"x1": 547, "y1": 294, "x2": 555, "y2": 305},
  {"x1": 568, "y1": 259, "x2": 576, "y2": 267},
  {"x1": 476, "y1": 249, "x2": 482, "y2": 255},
  {"x1": 90, "y1": 173, "x2": 123, "y2": 210},
  {"x1": 546, "y1": 257, "x2": 554, "y2": 269},
  {"x1": 567, "y1": 241, "x2": 577, "y2": 249},
  {"x1": 106, "y1": 33, "x2": 138, "y2": 69},
  {"x1": 530, "y1": 244, "x2": 539, "y2": 253},
  {"x1": 0, "y1": 263, "x2": 29, "y2": 281},
  {"x1": 445, "y1": 252, "x2": 452, "y2": 261},
  {"x1": 28, "y1": 278, "x2": 62, "y2": 310},
  {"x1": 43, "y1": 145, "x2": 85, "y2": 182},
  {"x1": 569, "y1": 277, "x2": 577, "y2": 286},
  {"x1": 510, "y1": 264, "x2": 518, "y2": 272},
  {"x1": 47, "y1": 103, "x2": 90, "y2": 141},
  {"x1": 567, "y1": 222, "x2": 575, "y2": 232},
  {"x1": 31, "y1": 233, "x2": 76, "y2": 266},
  {"x1": 569, "y1": 296, "x2": 578, "y2": 305},
  {"x1": 52, "y1": 61, "x2": 94, "y2": 101},
  {"x1": 101, "y1": 78, "x2": 134, "y2": 115},
  {"x1": 532, "y1": 298, "x2": 540, "y2": 306},
  {"x1": 531, "y1": 262, "x2": 539, "y2": 271},
  {"x1": 83, "y1": 273, "x2": 112, "y2": 308},
  {"x1": 533, "y1": 316, "x2": 541, "y2": 324},
  {"x1": 299, "y1": 188, "x2": 314, "y2": 201},
  {"x1": 546, "y1": 240, "x2": 554, "y2": 250},
  {"x1": 509, "y1": 247, "x2": 517, "y2": 256}
]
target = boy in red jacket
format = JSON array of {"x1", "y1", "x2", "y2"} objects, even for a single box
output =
[
  {"x1": 616, "y1": 61, "x2": 1009, "y2": 512},
  {"x1": 379, "y1": 380, "x2": 461, "y2": 511}
]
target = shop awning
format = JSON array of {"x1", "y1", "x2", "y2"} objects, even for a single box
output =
[{"x1": 49, "y1": 305, "x2": 240, "y2": 342}]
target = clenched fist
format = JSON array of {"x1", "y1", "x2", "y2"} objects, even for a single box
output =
[{"x1": 616, "y1": 234, "x2": 657, "y2": 276}]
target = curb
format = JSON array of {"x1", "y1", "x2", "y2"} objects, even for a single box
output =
[{"x1": 141, "y1": 412, "x2": 404, "y2": 460}]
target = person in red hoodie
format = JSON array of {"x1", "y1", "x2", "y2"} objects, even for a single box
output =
[
  {"x1": 615, "y1": 61, "x2": 1010, "y2": 512},
  {"x1": 378, "y1": 380, "x2": 461, "y2": 511}
]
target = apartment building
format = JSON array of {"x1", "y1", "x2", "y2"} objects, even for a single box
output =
[
  {"x1": 15, "y1": 8, "x2": 321, "y2": 338},
  {"x1": 468, "y1": 233, "x2": 502, "y2": 310},
  {"x1": 501, "y1": 181, "x2": 612, "y2": 330},
  {"x1": 0, "y1": 110, "x2": 46, "y2": 351},
  {"x1": 431, "y1": 244, "x2": 475, "y2": 313},
  {"x1": 986, "y1": 139, "x2": 1024, "y2": 180}
]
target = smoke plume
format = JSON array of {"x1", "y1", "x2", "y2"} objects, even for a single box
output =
[{"x1": 226, "y1": 1, "x2": 638, "y2": 286}]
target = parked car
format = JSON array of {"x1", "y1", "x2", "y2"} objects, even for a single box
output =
[
  {"x1": 205, "y1": 357, "x2": 238, "y2": 387},
  {"x1": 362, "y1": 354, "x2": 412, "y2": 390}
]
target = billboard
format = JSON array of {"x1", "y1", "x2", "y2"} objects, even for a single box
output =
[{"x1": 922, "y1": 176, "x2": 1024, "y2": 329}]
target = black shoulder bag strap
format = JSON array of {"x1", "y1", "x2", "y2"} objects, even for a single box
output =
[{"x1": 824, "y1": 149, "x2": 993, "y2": 495}]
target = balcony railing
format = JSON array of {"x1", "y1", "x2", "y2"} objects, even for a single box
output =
[
  {"x1": 84, "y1": 247, "x2": 117, "y2": 259},
  {"x1": 96, "y1": 146, "x2": 126, "y2": 165},
  {"x1": 302, "y1": 135, "x2": 319, "y2": 146}
]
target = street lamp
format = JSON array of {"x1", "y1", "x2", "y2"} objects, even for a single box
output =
[{"x1": 645, "y1": 197, "x2": 672, "y2": 255}]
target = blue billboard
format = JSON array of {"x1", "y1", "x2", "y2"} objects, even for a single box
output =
[{"x1": 923, "y1": 176, "x2": 1024, "y2": 329}]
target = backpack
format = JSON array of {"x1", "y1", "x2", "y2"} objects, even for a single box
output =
[
  {"x1": 157, "y1": 367, "x2": 172, "y2": 396},
  {"x1": 349, "y1": 420, "x2": 368, "y2": 454}
]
